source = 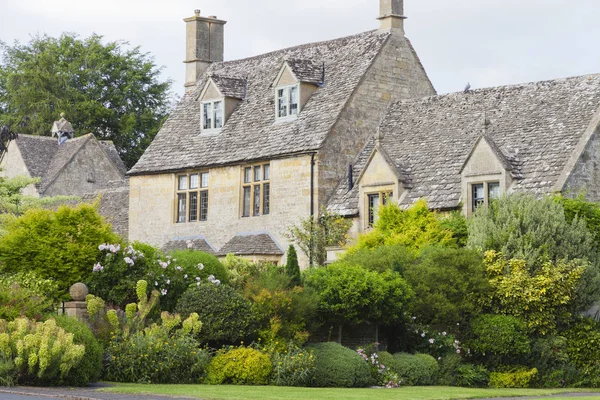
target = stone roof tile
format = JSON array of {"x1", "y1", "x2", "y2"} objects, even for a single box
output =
[
  {"x1": 217, "y1": 233, "x2": 284, "y2": 256},
  {"x1": 210, "y1": 75, "x2": 247, "y2": 99},
  {"x1": 14, "y1": 135, "x2": 58, "y2": 179},
  {"x1": 162, "y1": 238, "x2": 216, "y2": 254}
]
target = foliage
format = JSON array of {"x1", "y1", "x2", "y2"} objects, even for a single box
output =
[
  {"x1": 167, "y1": 249, "x2": 228, "y2": 284},
  {"x1": 439, "y1": 211, "x2": 469, "y2": 247},
  {"x1": 389, "y1": 353, "x2": 439, "y2": 386},
  {"x1": 0, "y1": 282, "x2": 54, "y2": 321},
  {"x1": 0, "y1": 317, "x2": 85, "y2": 385},
  {"x1": 349, "y1": 200, "x2": 455, "y2": 253},
  {"x1": 468, "y1": 314, "x2": 530, "y2": 368},
  {"x1": 0, "y1": 203, "x2": 120, "y2": 298},
  {"x1": 104, "y1": 312, "x2": 208, "y2": 384},
  {"x1": 404, "y1": 246, "x2": 489, "y2": 332},
  {"x1": 0, "y1": 175, "x2": 75, "y2": 218},
  {"x1": 206, "y1": 346, "x2": 272, "y2": 385},
  {"x1": 304, "y1": 264, "x2": 412, "y2": 333},
  {"x1": 176, "y1": 283, "x2": 256, "y2": 346},
  {"x1": 286, "y1": 207, "x2": 351, "y2": 266},
  {"x1": 564, "y1": 318, "x2": 600, "y2": 387},
  {"x1": 527, "y1": 336, "x2": 577, "y2": 388},
  {"x1": 467, "y1": 193, "x2": 600, "y2": 310},
  {"x1": 308, "y1": 342, "x2": 373, "y2": 388},
  {"x1": 555, "y1": 194, "x2": 600, "y2": 242},
  {"x1": 407, "y1": 324, "x2": 464, "y2": 360},
  {"x1": 337, "y1": 244, "x2": 416, "y2": 274},
  {"x1": 484, "y1": 251, "x2": 585, "y2": 334},
  {"x1": 437, "y1": 353, "x2": 489, "y2": 388},
  {"x1": 285, "y1": 245, "x2": 301, "y2": 287},
  {"x1": 263, "y1": 342, "x2": 315, "y2": 387},
  {"x1": 223, "y1": 254, "x2": 268, "y2": 291},
  {"x1": 244, "y1": 265, "x2": 317, "y2": 346},
  {"x1": 356, "y1": 347, "x2": 401, "y2": 388},
  {"x1": 489, "y1": 368, "x2": 538, "y2": 388},
  {"x1": 0, "y1": 33, "x2": 172, "y2": 168},
  {"x1": 54, "y1": 315, "x2": 102, "y2": 386},
  {"x1": 0, "y1": 271, "x2": 61, "y2": 305}
]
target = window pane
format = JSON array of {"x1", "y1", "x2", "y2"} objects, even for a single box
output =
[
  {"x1": 263, "y1": 183, "x2": 270, "y2": 215},
  {"x1": 189, "y1": 174, "x2": 199, "y2": 190},
  {"x1": 243, "y1": 186, "x2": 251, "y2": 217},
  {"x1": 278, "y1": 89, "x2": 287, "y2": 118},
  {"x1": 382, "y1": 192, "x2": 393, "y2": 205},
  {"x1": 254, "y1": 166, "x2": 261, "y2": 182},
  {"x1": 368, "y1": 194, "x2": 380, "y2": 227},
  {"x1": 178, "y1": 175, "x2": 187, "y2": 191},
  {"x1": 244, "y1": 167, "x2": 252, "y2": 183},
  {"x1": 177, "y1": 193, "x2": 187, "y2": 223},
  {"x1": 214, "y1": 101, "x2": 223, "y2": 129},
  {"x1": 200, "y1": 190, "x2": 209, "y2": 221},
  {"x1": 289, "y1": 86, "x2": 299, "y2": 115},
  {"x1": 203, "y1": 103, "x2": 212, "y2": 130},
  {"x1": 263, "y1": 164, "x2": 270, "y2": 181},
  {"x1": 488, "y1": 182, "x2": 501, "y2": 200},
  {"x1": 253, "y1": 185, "x2": 261, "y2": 216},
  {"x1": 201, "y1": 172, "x2": 209, "y2": 188},
  {"x1": 472, "y1": 183, "x2": 485, "y2": 212},
  {"x1": 189, "y1": 192, "x2": 198, "y2": 222}
]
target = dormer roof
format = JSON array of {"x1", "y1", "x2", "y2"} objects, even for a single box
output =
[
  {"x1": 283, "y1": 58, "x2": 324, "y2": 86},
  {"x1": 208, "y1": 74, "x2": 247, "y2": 100},
  {"x1": 460, "y1": 135, "x2": 523, "y2": 180}
]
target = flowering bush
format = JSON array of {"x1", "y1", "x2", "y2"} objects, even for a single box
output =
[
  {"x1": 407, "y1": 320, "x2": 464, "y2": 359},
  {"x1": 356, "y1": 347, "x2": 401, "y2": 388},
  {"x1": 0, "y1": 317, "x2": 85, "y2": 385},
  {"x1": 205, "y1": 346, "x2": 272, "y2": 385}
]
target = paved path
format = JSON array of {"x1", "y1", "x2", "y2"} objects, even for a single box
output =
[{"x1": 0, "y1": 386, "x2": 196, "y2": 400}]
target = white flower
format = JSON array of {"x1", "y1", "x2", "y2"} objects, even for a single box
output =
[
  {"x1": 124, "y1": 257, "x2": 134, "y2": 266},
  {"x1": 196, "y1": 277, "x2": 201, "y2": 282},
  {"x1": 92, "y1": 263, "x2": 103, "y2": 272},
  {"x1": 456, "y1": 349, "x2": 461, "y2": 354},
  {"x1": 429, "y1": 338, "x2": 435, "y2": 344},
  {"x1": 159, "y1": 261, "x2": 168, "y2": 269},
  {"x1": 98, "y1": 244, "x2": 107, "y2": 251},
  {"x1": 442, "y1": 331, "x2": 447, "y2": 336},
  {"x1": 176, "y1": 266, "x2": 183, "y2": 271},
  {"x1": 421, "y1": 333, "x2": 426, "y2": 338},
  {"x1": 184, "y1": 274, "x2": 188, "y2": 279},
  {"x1": 198, "y1": 263, "x2": 205, "y2": 271},
  {"x1": 155, "y1": 281, "x2": 158, "y2": 286},
  {"x1": 161, "y1": 289, "x2": 168, "y2": 296},
  {"x1": 212, "y1": 279, "x2": 221, "y2": 286},
  {"x1": 186, "y1": 240, "x2": 193, "y2": 249},
  {"x1": 166, "y1": 279, "x2": 171, "y2": 285},
  {"x1": 207, "y1": 274, "x2": 215, "y2": 282}
]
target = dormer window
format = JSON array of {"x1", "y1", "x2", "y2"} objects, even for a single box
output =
[
  {"x1": 202, "y1": 100, "x2": 223, "y2": 131},
  {"x1": 276, "y1": 85, "x2": 299, "y2": 119}
]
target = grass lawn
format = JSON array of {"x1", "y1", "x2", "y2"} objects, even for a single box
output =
[{"x1": 101, "y1": 384, "x2": 600, "y2": 400}]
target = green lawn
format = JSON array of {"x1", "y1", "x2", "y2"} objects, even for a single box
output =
[{"x1": 101, "y1": 384, "x2": 600, "y2": 400}]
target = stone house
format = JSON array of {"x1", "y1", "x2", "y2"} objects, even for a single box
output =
[
  {"x1": 128, "y1": 0, "x2": 436, "y2": 264},
  {"x1": 0, "y1": 116, "x2": 130, "y2": 237},
  {"x1": 327, "y1": 74, "x2": 600, "y2": 236}
]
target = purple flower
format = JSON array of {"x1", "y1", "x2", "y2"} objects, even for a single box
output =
[
  {"x1": 92, "y1": 263, "x2": 103, "y2": 272},
  {"x1": 456, "y1": 349, "x2": 461, "y2": 354},
  {"x1": 124, "y1": 257, "x2": 134, "y2": 266},
  {"x1": 159, "y1": 261, "x2": 168, "y2": 269},
  {"x1": 98, "y1": 244, "x2": 108, "y2": 251}
]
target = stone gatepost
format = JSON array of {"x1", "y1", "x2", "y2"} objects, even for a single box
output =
[{"x1": 63, "y1": 282, "x2": 89, "y2": 320}]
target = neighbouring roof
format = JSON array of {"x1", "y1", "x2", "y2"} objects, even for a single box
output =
[
  {"x1": 14, "y1": 135, "x2": 58, "y2": 179},
  {"x1": 129, "y1": 29, "x2": 393, "y2": 175},
  {"x1": 40, "y1": 135, "x2": 92, "y2": 192},
  {"x1": 162, "y1": 238, "x2": 216, "y2": 255},
  {"x1": 209, "y1": 75, "x2": 247, "y2": 99},
  {"x1": 81, "y1": 180, "x2": 130, "y2": 238},
  {"x1": 99, "y1": 141, "x2": 128, "y2": 176},
  {"x1": 217, "y1": 233, "x2": 284, "y2": 256},
  {"x1": 328, "y1": 74, "x2": 600, "y2": 214}
]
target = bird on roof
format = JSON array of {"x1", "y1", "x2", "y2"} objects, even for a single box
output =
[{"x1": 464, "y1": 82, "x2": 471, "y2": 93}]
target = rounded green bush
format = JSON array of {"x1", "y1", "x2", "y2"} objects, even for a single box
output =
[
  {"x1": 176, "y1": 283, "x2": 256, "y2": 346},
  {"x1": 308, "y1": 342, "x2": 374, "y2": 388},
  {"x1": 391, "y1": 352, "x2": 439, "y2": 386},
  {"x1": 54, "y1": 315, "x2": 103, "y2": 386},
  {"x1": 206, "y1": 347, "x2": 272, "y2": 385},
  {"x1": 168, "y1": 250, "x2": 229, "y2": 284}
]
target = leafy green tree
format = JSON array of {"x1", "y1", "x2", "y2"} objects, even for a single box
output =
[
  {"x1": 304, "y1": 263, "x2": 413, "y2": 342},
  {"x1": 0, "y1": 33, "x2": 172, "y2": 168},
  {"x1": 468, "y1": 193, "x2": 600, "y2": 311},
  {"x1": 337, "y1": 244, "x2": 415, "y2": 274},
  {"x1": 285, "y1": 245, "x2": 301, "y2": 286},
  {"x1": 286, "y1": 208, "x2": 351, "y2": 266},
  {"x1": 556, "y1": 194, "x2": 600, "y2": 242}
]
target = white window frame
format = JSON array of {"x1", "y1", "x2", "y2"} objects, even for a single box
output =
[
  {"x1": 201, "y1": 99, "x2": 224, "y2": 134},
  {"x1": 275, "y1": 84, "x2": 300, "y2": 122}
]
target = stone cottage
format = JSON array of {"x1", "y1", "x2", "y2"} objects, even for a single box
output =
[
  {"x1": 327, "y1": 74, "x2": 600, "y2": 236},
  {"x1": 0, "y1": 115, "x2": 130, "y2": 237},
  {"x1": 128, "y1": 0, "x2": 436, "y2": 264}
]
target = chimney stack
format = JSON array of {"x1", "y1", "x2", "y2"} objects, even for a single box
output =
[
  {"x1": 378, "y1": 0, "x2": 406, "y2": 33},
  {"x1": 183, "y1": 10, "x2": 227, "y2": 91}
]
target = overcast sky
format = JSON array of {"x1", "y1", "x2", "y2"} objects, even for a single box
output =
[{"x1": 2, "y1": 0, "x2": 600, "y2": 99}]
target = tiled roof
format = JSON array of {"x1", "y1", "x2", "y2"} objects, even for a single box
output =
[
  {"x1": 40, "y1": 135, "x2": 93, "y2": 193},
  {"x1": 210, "y1": 75, "x2": 247, "y2": 99},
  {"x1": 328, "y1": 74, "x2": 600, "y2": 213},
  {"x1": 100, "y1": 141, "x2": 128, "y2": 176},
  {"x1": 285, "y1": 58, "x2": 324, "y2": 85},
  {"x1": 14, "y1": 135, "x2": 58, "y2": 179},
  {"x1": 82, "y1": 180, "x2": 130, "y2": 238},
  {"x1": 217, "y1": 233, "x2": 284, "y2": 256},
  {"x1": 162, "y1": 238, "x2": 216, "y2": 255},
  {"x1": 128, "y1": 29, "x2": 391, "y2": 175}
]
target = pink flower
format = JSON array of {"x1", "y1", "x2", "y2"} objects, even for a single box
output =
[
  {"x1": 92, "y1": 263, "x2": 103, "y2": 272},
  {"x1": 124, "y1": 257, "x2": 134, "y2": 266},
  {"x1": 159, "y1": 261, "x2": 168, "y2": 269},
  {"x1": 161, "y1": 289, "x2": 168, "y2": 296}
]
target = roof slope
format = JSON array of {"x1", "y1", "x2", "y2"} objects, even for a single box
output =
[
  {"x1": 40, "y1": 135, "x2": 92, "y2": 193},
  {"x1": 217, "y1": 233, "x2": 284, "y2": 256},
  {"x1": 129, "y1": 29, "x2": 391, "y2": 175},
  {"x1": 14, "y1": 135, "x2": 58, "y2": 179},
  {"x1": 329, "y1": 74, "x2": 600, "y2": 213}
]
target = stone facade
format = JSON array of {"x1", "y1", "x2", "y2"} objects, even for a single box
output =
[{"x1": 0, "y1": 140, "x2": 38, "y2": 197}]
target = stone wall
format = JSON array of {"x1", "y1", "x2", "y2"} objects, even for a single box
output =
[
  {"x1": 129, "y1": 154, "x2": 316, "y2": 266},
  {"x1": 44, "y1": 139, "x2": 124, "y2": 197},
  {"x1": 317, "y1": 30, "x2": 436, "y2": 207},
  {"x1": 564, "y1": 128, "x2": 600, "y2": 201},
  {"x1": 0, "y1": 141, "x2": 39, "y2": 197}
]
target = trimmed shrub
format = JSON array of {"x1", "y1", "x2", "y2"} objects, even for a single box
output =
[
  {"x1": 390, "y1": 353, "x2": 439, "y2": 386},
  {"x1": 454, "y1": 364, "x2": 490, "y2": 388},
  {"x1": 167, "y1": 249, "x2": 229, "y2": 284},
  {"x1": 565, "y1": 318, "x2": 600, "y2": 387},
  {"x1": 0, "y1": 204, "x2": 120, "y2": 298},
  {"x1": 176, "y1": 283, "x2": 256, "y2": 346},
  {"x1": 0, "y1": 282, "x2": 54, "y2": 321},
  {"x1": 285, "y1": 245, "x2": 301, "y2": 287},
  {"x1": 206, "y1": 347, "x2": 272, "y2": 385},
  {"x1": 308, "y1": 342, "x2": 373, "y2": 388},
  {"x1": 54, "y1": 315, "x2": 102, "y2": 386},
  {"x1": 489, "y1": 368, "x2": 538, "y2": 388}
]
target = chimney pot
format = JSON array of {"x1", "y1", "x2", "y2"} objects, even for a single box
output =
[{"x1": 194, "y1": 9, "x2": 201, "y2": 16}]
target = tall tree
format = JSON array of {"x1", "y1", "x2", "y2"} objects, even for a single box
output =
[{"x1": 0, "y1": 33, "x2": 172, "y2": 168}]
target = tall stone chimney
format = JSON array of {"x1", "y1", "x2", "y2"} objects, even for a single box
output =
[
  {"x1": 378, "y1": 0, "x2": 406, "y2": 32},
  {"x1": 183, "y1": 10, "x2": 226, "y2": 91}
]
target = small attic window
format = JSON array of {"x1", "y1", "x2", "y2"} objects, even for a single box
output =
[
  {"x1": 202, "y1": 100, "x2": 223, "y2": 132},
  {"x1": 276, "y1": 84, "x2": 299, "y2": 120}
]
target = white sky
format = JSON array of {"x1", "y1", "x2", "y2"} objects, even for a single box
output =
[{"x1": 1, "y1": 0, "x2": 600, "y2": 98}]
